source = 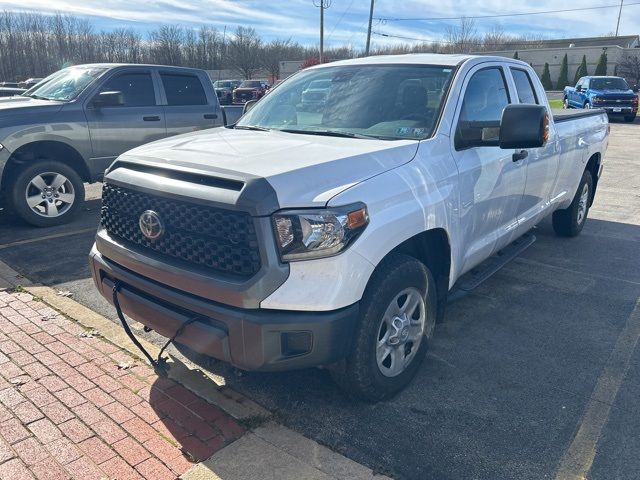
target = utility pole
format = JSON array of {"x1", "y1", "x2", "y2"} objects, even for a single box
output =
[
  {"x1": 314, "y1": 0, "x2": 331, "y2": 63},
  {"x1": 365, "y1": 0, "x2": 375, "y2": 56},
  {"x1": 615, "y1": 0, "x2": 624, "y2": 36}
]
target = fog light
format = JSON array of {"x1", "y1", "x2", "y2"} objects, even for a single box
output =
[{"x1": 281, "y1": 332, "x2": 312, "y2": 357}]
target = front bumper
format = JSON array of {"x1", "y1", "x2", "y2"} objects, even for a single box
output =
[{"x1": 90, "y1": 246, "x2": 359, "y2": 371}]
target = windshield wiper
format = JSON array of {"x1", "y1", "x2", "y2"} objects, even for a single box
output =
[
  {"x1": 234, "y1": 125, "x2": 270, "y2": 131},
  {"x1": 279, "y1": 129, "x2": 366, "y2": 139},
  {"x1": 23, "y1": 94, "x2": 53, "y2": 101},
  {"x1": 279, "y1": 129, "x2": 400, "y2": 140}
]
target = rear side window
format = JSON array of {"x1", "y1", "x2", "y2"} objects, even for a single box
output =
[
  {"x1": 511, "y1": 69, "x2": 538, "y2": 105},
  {"x1": 99, "y1": 73, "x2": 155, "y2": 107},
  {"x1": 161, "y1": 74, "x2": 207, "y2": 106}
]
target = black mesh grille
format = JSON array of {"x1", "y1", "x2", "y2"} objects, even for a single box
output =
[{"x1": 101, "y1": 183, "x2": 261, "y2": 278}]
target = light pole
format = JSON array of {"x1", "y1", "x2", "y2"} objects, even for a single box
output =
[
  {"x1": 365, "y1": 0, "x2": 375, "y2": 56},
  {"x1": 314, "y1": 0, "x2": 331, "y2": 63},
  {"x1": 615, "y1": 0, "x2": 624, "y2": 36}
]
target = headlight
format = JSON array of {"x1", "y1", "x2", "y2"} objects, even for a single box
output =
[
  {"x1": 273, "y1": 204, "x2": 368, "y2": 261},
  {"x1": 592, "y1": 97, "x2": 602, "y2": 103}
]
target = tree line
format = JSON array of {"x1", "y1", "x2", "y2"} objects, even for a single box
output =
[{"x1": 0, "y1": 11, "x2": 558, "y2": 81}]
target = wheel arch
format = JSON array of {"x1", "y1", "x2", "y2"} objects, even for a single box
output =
[
  {"x1": 373, "y1": 228, "x2": 452, "y2": 320},
  {"x1": 585, "y1": 152, "x2": 601, "y2": 206},
  {"x1": 1, "y1": 140, "x2": 90, "y2": 193}
]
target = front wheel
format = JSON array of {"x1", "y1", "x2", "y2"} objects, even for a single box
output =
[
  {"x1": 563, "y1": 97, "x2": 569, "y2": 109},
  {"x1": 9, "y1": 160, "x2": 84, "y2": 227},
  {"x1": 584, "y1": 102, "x2": 591, "y2": 109},
  {"x1": 552, "y1": 170, "x2": 593, "y2": 237},
  {"x1": 330, "y1": 253, "x2": 436, "y2": 402}
]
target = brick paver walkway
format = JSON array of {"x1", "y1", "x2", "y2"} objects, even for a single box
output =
[{"x1": 0, "y1": 290, "x2": 245, "y2": 480}]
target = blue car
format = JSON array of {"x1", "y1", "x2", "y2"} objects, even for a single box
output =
[{"x1": 564, "y1": 76, "x2": 638, "y2": 123}]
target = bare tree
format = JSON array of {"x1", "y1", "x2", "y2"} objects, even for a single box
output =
[
  {"x1": 618, "y1": 55, "x2": 640, "y2": 86},
  {"x1": 445, "y1": 17, "x2": 479, "y2": 53},
  {"x1": 149, "y1": 25, "x2": 184, "y2": 65},
  {"x1": 226, "y1": 26, "x2": 262, "y2": 79}
]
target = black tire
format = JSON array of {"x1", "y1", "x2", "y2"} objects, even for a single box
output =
[
  {"x1": 552, "y1": 170, "x2": 593, "y2": 237},
  {"x1": 563, "y1": 97, "x2": 569, "y2": 109},
  {"x1": 9, "y1": 160, "x2": 84, "y2": 227},
  {"x1": 330, "y1": 253, "x2": 437, "y2": 402},
  {"x1": 624, "y1": 114, "x2": 636, "y2": 123},
  {"x1": 584, "y1": 101, "x2": 591, "y2": 110}
]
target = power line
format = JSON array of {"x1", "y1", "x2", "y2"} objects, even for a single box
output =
[
  {"x1": 376, "y1": 2, "x2": 640, "y2": 22},
  {"x1": 372, "y1": 30, "x2": 634, "y2": 48},
  {"x1": 326, "y1": 0, "x2": 355, "y2": 42}
]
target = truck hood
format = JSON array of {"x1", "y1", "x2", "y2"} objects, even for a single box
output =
[
  {"x1": 0, "y1": 96, "x2": 64, "y2": 116},
  {"x1": 590, "y1": 89, "x2": 636, "y2": 97},
  {"x1": 118, "y1": 127, "x2": 420, "y2": 208}
]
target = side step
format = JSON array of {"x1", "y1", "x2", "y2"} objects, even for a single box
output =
[{"x1": 451, "y1": 232, "x2": 536, "y2": 297}]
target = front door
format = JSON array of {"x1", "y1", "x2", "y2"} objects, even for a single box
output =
[
  {"x1": 85, "y1": 70, "x2": 166, "y2": 172},
  {"x1": 450, "y1": 65, "x2": 527, "y2": 274}
]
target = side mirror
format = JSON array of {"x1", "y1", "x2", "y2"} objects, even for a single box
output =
[
  {"x1": 633, "y1": 85, "x2": 639, "y2": 93},
  {"x1": 575, "y1": 85, "x2": 582, "y2": 92},
  {"x1": 92, "y1": 91, "x2": 124, "y2": 108},
  {"x1": 499, "y1": 104, "x2": 549, "y2": 150},
  {"x1": 243, "y1": 99, "x2": 258, "y2": 115}
]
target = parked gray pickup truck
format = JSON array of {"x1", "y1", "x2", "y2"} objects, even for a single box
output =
[{"x1": 0, "y1": 64, "x2": 224, "y2": 226}]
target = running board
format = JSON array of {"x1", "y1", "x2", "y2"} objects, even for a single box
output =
[{"x1": 452, "y1": 232, "x2": 536, "y2": 296}]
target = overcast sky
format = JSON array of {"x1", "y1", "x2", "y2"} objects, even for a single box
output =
[{"x1": 1, "y1": 0, "x2": 638, "y2": 48}]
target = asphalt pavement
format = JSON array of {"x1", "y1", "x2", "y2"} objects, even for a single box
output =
[{"x1": 0, "y1": 117, "x2": 639, "y2": 479}]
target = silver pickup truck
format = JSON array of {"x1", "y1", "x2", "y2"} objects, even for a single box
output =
[
  {"x1": 0, "y1": 64, "x2": 224, "y2": 226},
  {"x1": 90, "y1": 54, "x2": 609, "y2": 401}
]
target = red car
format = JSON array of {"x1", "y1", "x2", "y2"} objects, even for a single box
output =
[{"x1": 233, "y1": 80, "x2": 268, "y2": 103}]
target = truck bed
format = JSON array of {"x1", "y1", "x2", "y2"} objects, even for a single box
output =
[{"x1": 552, "y1": 108, "x2": 606, "y2": 123}]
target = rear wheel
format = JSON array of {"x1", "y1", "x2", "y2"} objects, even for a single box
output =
[
  {"x1": 330, "y1": 253, "x2": 436, "y2": 402},
  {"x1": 552, "y1": 170, "x2": 593, "y2": 237},
  {"x1": 9, "y1": 160, "x2": 84, "y2": 227}
]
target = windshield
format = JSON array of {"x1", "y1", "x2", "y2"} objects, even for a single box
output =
[
  {"x1": 240, "y1": 81, "x2": 263, "y2": 88},
  {"x1": 214, "y1": 81, "x2": 232, "y2": 88},
  {"x1": 590, "y1": 77, "x2": 629, "y2": 91},
  {"x1": 237, "y1": 64, "x2": 455, "y2": 140},
  {"x1": 23, "y1": 67, "x2": 106, "y2": 101}
]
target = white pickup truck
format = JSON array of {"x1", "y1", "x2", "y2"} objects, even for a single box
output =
[{"x1": 90, "y1": 54, "x2": 608, "y2": 401}]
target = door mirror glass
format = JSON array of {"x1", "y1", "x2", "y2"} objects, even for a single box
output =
[
  {"x1": 243, "y1": 99, "x2": 258, "y2": 115},
  {"x1": 499, "y1": 104, "x2": 549, "y2": 149},
  {"x1": 93, "y1": 91, "x2": 124, "y2": 108}
]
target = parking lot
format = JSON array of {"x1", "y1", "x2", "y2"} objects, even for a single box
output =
[{"x1": 0, "y1": 117, "x2": 639, "y2": 479}]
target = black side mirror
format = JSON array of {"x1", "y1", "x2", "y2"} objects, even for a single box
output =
[
  {"x1": 93, "y1": 91, "x2": 124, "y2": 108},
  {"x1": 575, "y1": 85, "x2": 582, "y2": 92},
  {"x1": 499, "y1": 104, "x2": 549, "y2": 150},
  {"x1": 243, "y1": 99, "x2": 258, "y2": 115},
  {"x1": 633, "y1": 85, "x2": 639, "y2": 93}
]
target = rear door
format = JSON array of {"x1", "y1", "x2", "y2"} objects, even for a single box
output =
[
  {"x1": 158, "y1": 70, "x2": 219, "y2": 136},
  {"x1": 450, "y1": 64, "x2": 527, "y2": 273},
  {"x1": 508, "y1": 67, "x2": 559, "y2": 229},
  {"x1": 85, "y1": 69, "x2": 166, "y2": 172}
]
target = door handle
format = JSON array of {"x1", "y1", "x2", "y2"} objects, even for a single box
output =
[
  {"x1": 204, "y1": 114, "x2": 218, "y2": 119},
  {"x1": 143, "y1": 115, "x2": 161, "y2": 122},
  {"x1": 512, "y1": 150, "x2": 528, "y2": 162}
]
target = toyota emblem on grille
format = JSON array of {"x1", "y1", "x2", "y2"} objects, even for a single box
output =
[{"x1": 139, "y1": 210, "x2": 165, "y2": 240}]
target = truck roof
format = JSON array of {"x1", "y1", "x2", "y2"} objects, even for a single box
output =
[
  {"x1": 65, "y1": 63, "x2": 205, "y2": 73},
  {"x1": 309, "y1": 53, "x2": 530, "y2": 69}
]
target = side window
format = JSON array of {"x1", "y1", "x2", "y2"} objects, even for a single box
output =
[
  {"x1": 455, "y1": 67, "x2": 510, "y2": 149},
  {"x1": 99, "y1": 73, "x2": 155, "y2": 107},
  {"x1": 511, "y1": 69, "x2": 538, "y2": 105},
  {"x1": 160, "y1": 74, "x2": 208, "y2": 106}
]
